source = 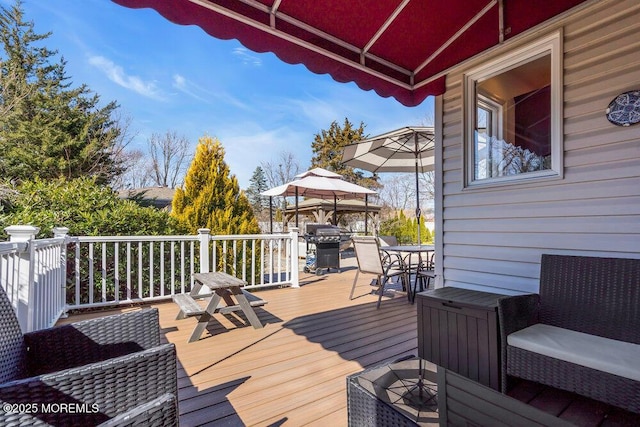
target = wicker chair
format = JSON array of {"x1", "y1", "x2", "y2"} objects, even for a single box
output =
[
  {"x1": 0, "y1": 285, "x2": 178, "y2": 426},
  {"x1": 498, "y1": 254, "x2": 640, "y2": 414}
]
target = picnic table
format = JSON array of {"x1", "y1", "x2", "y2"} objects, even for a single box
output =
[{"x1": 173, "y1": 271, "x2": 266, "y2": 342}]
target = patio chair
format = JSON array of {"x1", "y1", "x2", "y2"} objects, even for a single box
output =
[
  {"x1": 377, "y1": 235, "x2": 398, "y2": 247},
  {"x1": 413, "y1": 252, "x2": 435, "y2": 302},
  {"x1": 350, "y1": 236, "x2": 408, "y2": 308},
  {"x1": 0, "y1": 285, "x2": 178, "y2": 426},
  {"x1": 377, "y1": 235, "x2": 407, "y2": 268}
]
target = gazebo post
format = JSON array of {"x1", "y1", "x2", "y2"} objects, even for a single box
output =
[
  {"x1": 365, "y1": 194, "x2": 369, "y2": 235},
  {"x1": 269, "y1": 196, "x2": 273, "y2": 233},
  {"x1": 295, "y1": 187, "x2": 299, "y2": 228}
]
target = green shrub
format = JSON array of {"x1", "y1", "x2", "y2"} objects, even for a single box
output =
[
  {"x1": 0, "y1": 177, "x2": 184, "y2": 238},
  {"x1": 0, "y1": 178, "x2": 188, "y2": 304}
]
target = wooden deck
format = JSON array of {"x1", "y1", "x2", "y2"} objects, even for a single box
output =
[
  {"x1": 64, "y1": 260, "x2": 419, "y2": 426},
  {"x1": 61, "y1": 257, "x2": 640, "y2": 426}
]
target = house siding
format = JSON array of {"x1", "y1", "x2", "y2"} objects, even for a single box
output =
[{"x1": 439, "y1": 0, "x2": 640, "y2": 294}]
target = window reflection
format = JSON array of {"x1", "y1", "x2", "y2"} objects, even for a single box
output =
[{"x1": 473, "y1": 54, "x2": 551, "y2": 180}]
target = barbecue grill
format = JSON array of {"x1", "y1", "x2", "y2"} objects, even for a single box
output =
[{"x1": 304, "y1": 224, "x2": 341, "y2": 274}]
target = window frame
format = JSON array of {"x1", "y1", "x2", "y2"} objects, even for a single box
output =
[{"x1": 463, "y1": 30, "x2": 563, "y2": 188}]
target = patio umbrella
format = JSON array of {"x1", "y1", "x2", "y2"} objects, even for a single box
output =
[
  {"x1": 342, "y1": 126, "x2": 435, "y2": 243},
  {"x1": 113, "y1": 0, "x2": 589, "y2": 107},
  {"x1": 261, "y1": 167, "x2": 376, "y2": 230}
]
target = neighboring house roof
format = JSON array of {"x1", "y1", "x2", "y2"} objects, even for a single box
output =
[{"x1": 118, "y1": 187, "x2": 175, "y2": 210}]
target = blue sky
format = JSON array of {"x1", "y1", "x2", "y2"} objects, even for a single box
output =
[{"x1": 17, "y1": 0, "x2": 433, "y2": 188}]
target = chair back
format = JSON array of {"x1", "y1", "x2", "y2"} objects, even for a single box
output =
[
  {"x1": 539, "y1": 254, "x2": 640, "y2": 343},
  {"x1": 377, "y1": 235, "x2": 398, "y2": 247},
  {"x1": 352, "y1": 236, "x2": 384, "y2": 276},
  {"x1": 0, "y1": 285, "x2": 27, "y2": 382}
]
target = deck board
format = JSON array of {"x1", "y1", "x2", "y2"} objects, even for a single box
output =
[{"x1": 63, "y1": 263, "x2": 418, "y2": 426}]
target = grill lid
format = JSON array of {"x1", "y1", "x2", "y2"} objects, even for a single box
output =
[{"x1": 305, "y1": 223, "x2": 340, "y2": 236}]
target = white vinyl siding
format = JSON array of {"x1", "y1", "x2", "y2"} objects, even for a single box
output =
[{"x1": 438, "y1": 0, "x2": 640, "y2": 294}]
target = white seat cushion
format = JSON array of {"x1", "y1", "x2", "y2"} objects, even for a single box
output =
[{"x1": 508, "y1": 323, "x2": 640, "y2": 381}]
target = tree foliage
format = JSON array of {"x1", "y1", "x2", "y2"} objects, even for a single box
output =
[
  {"x1": 245, "y1": 166, "x2": 269, "y2": 217},
  {"x1": 0, "y1": 177, "x2": 183, "y2": 238},
  {"x1": 171, "y1": 136, "x2": 260, "y2": 236},
  {"x1": 310, "y1": 118, "x2": 380, "y2": 189},
  {"x1": 379, "y1": 211, "x2": 432, "y2": 244},
  {"x1": 261, "y1": 151, "x2": 300, "y2": 230},
  {"x1": 0, "y1": 1, "x2": 125, "y2": 184}
]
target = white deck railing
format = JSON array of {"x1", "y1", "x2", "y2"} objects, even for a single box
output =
[
  {"x1": 1, "y1": 226, "x2": 68, "y2": 332},
  {"x1": 1, "y1": 226, "x2": 300, "y2": 332},
  {"x1": 0, "y1": 240, "x2": 27, "y2": 324}
]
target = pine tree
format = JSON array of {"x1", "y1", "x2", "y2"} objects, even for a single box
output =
[
  {"x1": 245, "y1": 166, "x2": 269, "y2": 216},
  {"x1": 172, "y1": 136, "x2": 260, "y2": 236},
  {"x1": 310, "y1": 118, "x2": 380, "y2": 189},
  {"x1": 0, "y1": 1, "x2": 123, "y2": 184}
]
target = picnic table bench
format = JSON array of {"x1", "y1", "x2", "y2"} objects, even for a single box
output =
[{"x1": 173, "y1": 272, "x2": 267, "y2": 342}]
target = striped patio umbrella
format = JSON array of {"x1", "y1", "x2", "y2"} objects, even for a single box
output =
[{"x1": 342, "y1": 127, "x2": 435, "y2": 243}]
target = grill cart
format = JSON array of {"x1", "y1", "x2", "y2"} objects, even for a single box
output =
[{"x1": 303, "y1": 224, "x2": 341, "y2": 275}]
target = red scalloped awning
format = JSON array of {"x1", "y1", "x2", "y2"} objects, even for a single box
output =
[{"x1": 112, "y1": 0, "x2": 588, "y2": 107}]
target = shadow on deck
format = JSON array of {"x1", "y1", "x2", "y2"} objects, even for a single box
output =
[
  {"x1": 166, "y1": 267, "x2": 417, "y2": 426},
  {"x1": 61, "y1": 264, "x2": 640, "y2": 426}
]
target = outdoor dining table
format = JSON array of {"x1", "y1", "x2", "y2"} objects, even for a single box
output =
[{"x1": 381, "y1": 245, "x2": 435, "y2": 301}]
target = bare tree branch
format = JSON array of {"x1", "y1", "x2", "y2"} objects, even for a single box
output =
[{"x1": 148, "y1": 130, "x2": 190, "y2": 188}]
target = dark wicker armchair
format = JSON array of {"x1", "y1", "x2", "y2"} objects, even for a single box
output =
[
  {"x1": 498, "y1": 254, "x2": 640, "y2": 414},
  {"x1": 0, "y1": 285, "x2": 178, "y2": 426}
]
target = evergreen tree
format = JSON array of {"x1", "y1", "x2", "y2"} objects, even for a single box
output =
[
  {"x1": 310, "y1": 118, "x2": 380, "y2": 189},
  {"x1": 379, "y1": 210, "x2": 432, "y2": 244},
  {"x1": 245, "y1": 166, "x2": 269, "y2": 216},
  {"x1": 0, "y1": 1, "x2": 124, "y2": 184},
  {"x1": 172, "y1": 136, "x2": 260, "y2": 236}
]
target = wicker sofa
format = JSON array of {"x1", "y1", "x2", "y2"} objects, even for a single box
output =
[
  {"x1": 498, "y1": 254, "x2": 640, "y2": 414},
  {"x1": 0, "y1": 285, "x2": 178, "y2": 426}
]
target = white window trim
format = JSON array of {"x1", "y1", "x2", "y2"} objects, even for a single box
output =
[
  {"x1": 463, "y1": 30, "x2": 563, "y2": 189},
  {"x1": 477, "y1": 94, "x2": 504, "y2": 140}
]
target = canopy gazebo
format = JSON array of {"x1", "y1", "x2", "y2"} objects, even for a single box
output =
[{"x1": 261, "y1": 168, "x2": 377, "y2": 232}]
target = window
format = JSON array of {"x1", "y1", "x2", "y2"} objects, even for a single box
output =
[{"x1": 464, "y1": 32, "x2": 562, "y2": 187}]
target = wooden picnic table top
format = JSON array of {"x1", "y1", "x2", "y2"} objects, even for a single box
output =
[{"x1": 192, "y1": 271, "x2": 246, "y2": 289}]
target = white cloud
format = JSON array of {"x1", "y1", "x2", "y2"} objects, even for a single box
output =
[
  {"x1": 232, "y1": 47, "x2": 262, "y2": 66},
  {"x1": 88, "y1": 55, "x2": 164, "y2": 100},
  {"x1": 171, "y1": 73, "x2": 209, "y2": 103},
  {"x1": 172, "y1": 73, "x2": 252, "y2": 110}
]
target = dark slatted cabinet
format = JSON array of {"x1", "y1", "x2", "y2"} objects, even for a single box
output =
[{"x1": 417, "y1": 287, "x2": 504, "y2": 390}]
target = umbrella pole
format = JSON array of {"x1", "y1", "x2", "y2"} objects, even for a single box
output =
[
  {"x1": 333, "y1": 196, "x2": 337, "y2": 225},
  {"x1": 415, "y1": 133, "x2": 421, "y2": 244},
  {"x1": 295, "y1": 187, "x2": 299, "y2": 228}
]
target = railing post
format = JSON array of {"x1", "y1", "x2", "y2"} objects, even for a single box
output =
[
  {"x1": 198, "y1": 229, "x2": 210, "y2": 273},
  {"x1": 53, "y1": 227, "x2": 69, "y2": 318},
  {"x1": 4, "y1": 225, "x2": 39, "y2": 332},
  {"x1": 289, "y1": 227, "x2": 300, "y2": 288}
]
